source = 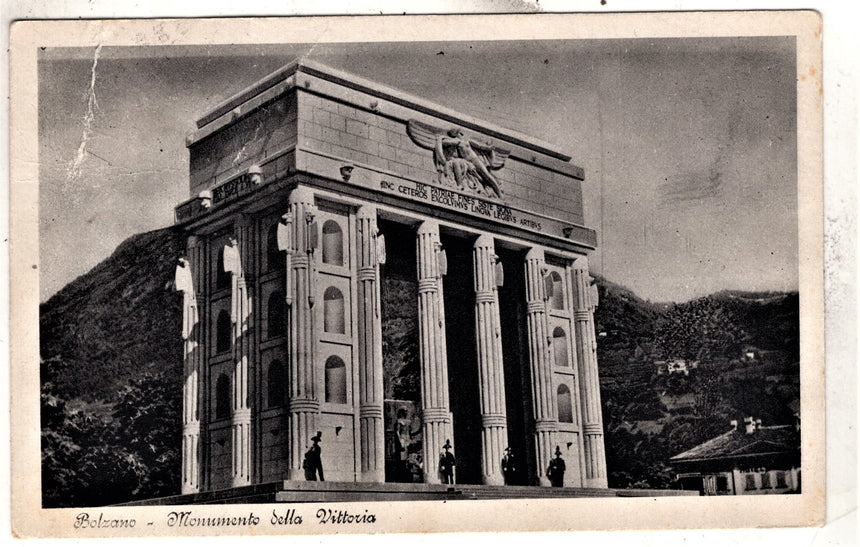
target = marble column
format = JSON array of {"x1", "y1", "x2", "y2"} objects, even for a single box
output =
[
  {"x1": 572, "y1": 257, "x2": 608, "y2": 488},
  {"x1": 416, "y1": 220, "x2": 452, "y2": 484},
  {"x1": 472, "y1": 235, "x2": 508, "y2": 485},
  {"x1": 180, "y1": 236, "x2": 204, "y2": 494},
  {"x1": 230, "y1": 216, "x2": 255, "y2": 487},
  {"x1": 356, "y1": 206, "x2": 385, "y2": 483},
  {"x1": 286, "y1": 187, "x2": 320, "y2": 480},
  {"x1": 524, "y1": 247, "x2": 559, "y2": 487}
]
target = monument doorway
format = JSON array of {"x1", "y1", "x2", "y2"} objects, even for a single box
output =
[
  {"x1": 441, "y1": 233, "x2": 482, "y2": 485},
  {"x1": 497, "y1": 247, "x2": 531, "y2": 486},
  {"x1": 378, "y1": 219, "x2": 423, "y2": 483}
]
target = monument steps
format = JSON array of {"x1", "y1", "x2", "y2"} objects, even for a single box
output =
[{"x1": 119, "y1": 480, "x2": 692, "y2": 506}]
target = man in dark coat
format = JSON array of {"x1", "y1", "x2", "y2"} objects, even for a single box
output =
[
  {"x1": 439, "y1": 439, "x2": 456, "y2": 485},
  {"x1": 303, "y1": 431, "x2": 325, "y2": 481},
  {"x1": 547, "y1": 446, "x2": 566, "y2": 487},
  {"x1": 501, "y1": 447, "x2": 517, "y2": 485}
]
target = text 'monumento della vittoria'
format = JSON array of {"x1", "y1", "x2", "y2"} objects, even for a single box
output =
[{"x1": 173, "y1": 58, "x2": 606, "y2": 492}]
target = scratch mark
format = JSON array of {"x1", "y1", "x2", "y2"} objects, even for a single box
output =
[
  {"x1": 232, "y1": 123, "x2": 261, "y2": 166},
  {"x1": 66, "y1": 44, "x2": 102, "y2": 184}
]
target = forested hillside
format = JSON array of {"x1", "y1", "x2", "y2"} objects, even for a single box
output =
[
  {"x1": 594, "y1": 278, "x2": 800, "y2": 488},
  {"x1": 40, "y1": 227, "x2": 185, "y2": 507},
  {"x1": 39, "y1": 228, "x2": 800, "y2": 504}
]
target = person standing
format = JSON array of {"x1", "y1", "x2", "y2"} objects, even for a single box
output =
[
  {"x1": 501, "y1": 447, "x2": 517, "y2": 486},
  {"x1": 439, "y1": 439, "x2": 456, "y2": 485},
  {"x1": 546, "y1": 446, "x2": 566, "y2": 487},
  {"x1": 302, "y1": 431, "x2": 325, "y2": 481}
]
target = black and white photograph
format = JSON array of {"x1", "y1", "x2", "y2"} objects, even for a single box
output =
[{"x1": 9, "y1": 11, "x2": 826, "y2": 538}]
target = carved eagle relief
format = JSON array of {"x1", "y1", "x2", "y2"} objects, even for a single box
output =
[{"x1": 407, "y1": 120, "x2": 510, "y2": 199}]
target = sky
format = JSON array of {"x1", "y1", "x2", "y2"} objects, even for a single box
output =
[{"x1": 38, "y1": 37, "x2": 797, "y2": 303}]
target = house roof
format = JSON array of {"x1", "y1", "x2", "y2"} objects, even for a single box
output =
[{"x1": 670, "y1": 425, "x2": 799, "y2": 463}]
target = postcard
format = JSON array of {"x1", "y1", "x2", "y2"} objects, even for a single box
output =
[{"x1": 9, "y1": 11, "x2": 824, "y2": 537}]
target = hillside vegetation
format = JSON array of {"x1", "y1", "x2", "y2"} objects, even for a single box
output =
[
  {"x1": 39, "y1": 230, "x2": 799, "y2": 504},
  {"x1": 594, "y1": 277, "x2": 799, "y2": 488}
]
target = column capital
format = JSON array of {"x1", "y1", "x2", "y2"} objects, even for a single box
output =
[
  {"x1": 416, "y1": 219, "x2": 440, "y2": 236},
  {"x1": 474, "y1": 233, "x2": 494, "y2": 249},
  {"x1": 356, "y1": 204, "x2": 377, "y2": 220},
  {"x1": 289, "y1": 185, "x2": 315, "y2": 205},
  {"x1": 525, "y1": 247, "x2": 545, "y2": 262},
  {"x1": 573, "y1": 255, "x2": 589, "y2": 273}
]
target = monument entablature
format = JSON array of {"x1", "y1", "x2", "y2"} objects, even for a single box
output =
[{"x1": 173, "y1": 58, "x2": 607, "y2": 494}]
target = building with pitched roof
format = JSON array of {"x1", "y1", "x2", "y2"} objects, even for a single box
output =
[{"x1": 670, "y1": 417, "x2": 800, "y2": 495}]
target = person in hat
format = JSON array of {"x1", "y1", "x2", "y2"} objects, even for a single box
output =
[
  {"x1": 546, "y1": 445, "x2": 566, "y2": 487},
  {"x1": 501, "y1": 446, "x2": 517, "y2": 486},
  {"x1": 302, "y1": 431, "x2": 325, "y2": 481},
  {"x1": 438, "y1": 439, "x2": 456, "y2": 485}
]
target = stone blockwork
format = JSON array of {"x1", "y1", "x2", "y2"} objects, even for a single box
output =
[
  {"x1": 189, "y1": 93, "x2": 298, "y2": 197},
  {"x1": 176, "y1": 59, "x2": 606, "y2": 494},
  {"x1": 295, "y1": 90, "x2": 585, "y2": 226}
]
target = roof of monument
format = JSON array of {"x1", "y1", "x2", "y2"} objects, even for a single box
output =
[{"x1": 191, "y1": 57, "x2": 574, "y2": 164}]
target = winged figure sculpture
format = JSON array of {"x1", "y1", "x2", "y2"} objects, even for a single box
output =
[{"x1": 407, "y1": 120, "x2": 510, "y2": 198}]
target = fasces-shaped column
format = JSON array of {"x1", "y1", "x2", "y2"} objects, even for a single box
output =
[
  {"x1": 472, "y1": 235, "x2": 508, "y2": 485},
  {"x1": 416, "y1": 221, "x2": 452, "y2": 484},
  {"x1": 177, "y1": 236, "x2": 204, "y2": 494},
  {"x1": 524, "y1": 248, "x2": 559, "y2": 486},
  {"x1": 572, "y1": 257, "x2": 608, "y2": 488},
  {"x1": 286, "y1": 187, "x2": 320, "y2": 480},
  {"x1": 228, "y1": 216, "x2": 255, "y2": 487},
  {"x1": 356, "y1": 206, "x2": 384, "y2": 483}
]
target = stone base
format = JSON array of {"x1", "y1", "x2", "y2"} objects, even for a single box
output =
[{"x1": 118, "y1": 481, "x2": 695, "y2": 506}]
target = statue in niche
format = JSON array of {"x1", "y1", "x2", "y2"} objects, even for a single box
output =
[{"x1": 407, "y1": 120, "x2": 510, "y2": 198}]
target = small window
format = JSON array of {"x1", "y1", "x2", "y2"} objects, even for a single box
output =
[
  {"x1": 216, "y1": 310, "x2": 232, "y2": 353},
  {"x1": 322, "y1": 220, "x2": 344, "y2": 266},
  {"x1": 552, "y1": 327, "x2": 569, "y2": 367},
  {"x1": 557, "y1": 384, "x2": 573, "y2": 423},
  {"x1": 325, "y1": 356, "x2": 347, "y2": 404},
  {"x1": 215, "y1": 373, "x2": 231, "y2": 420},
  {"x1": 216, "y1": 250, "x2": 231, "y2": 290},
  {"x1": 776, "y1": 471, "x2": 788, "y2": 488},
  {"x1": 267, "y1": 360, "x2": 285, "y2": 408},
  {"x1": 715, "y1": 476, "x2": 729, "y2": 492},
  {"x1": 323, "y1": 286, "x2": 345, "y2": 334},
  {"x1": 761, "y1": 472, "x2": 772, "y2": 489},
  {"x1": 267, "y1": 223, "x2": 284, "y2": 272},
  {"x1": 549, "y1": 271, "x2": 564, "y2": 310},
  {"x1": 268, "y1": 291, "x2": 286, "y2": 338},
  {"x1": 745, "y1": 473, "x2": 757, "y2": 490}
]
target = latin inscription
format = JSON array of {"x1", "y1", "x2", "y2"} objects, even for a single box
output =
[
  {"x1": 380, "y1": 179, "x2": 541, "y2": 232},
  {"x1": 212, "y1": 172, "x2": 256, "y2": 204}
]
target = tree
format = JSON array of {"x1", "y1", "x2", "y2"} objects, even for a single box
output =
[{"x1": 41, "y1": 364, "x2": 181, "y2": 507}]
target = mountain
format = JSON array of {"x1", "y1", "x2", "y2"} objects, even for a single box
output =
[
  {"x1": 593, "y1": 282, "x2": 800, "y2": 488},
  {"x1": 39, "y1": 228, "x2": 800, "y2": 503},
  {"x1": 40, "y1": 226, "x2": 185, "y2": 402},
  {"x1": 40, "y1": 227, "x2": 185, "y2": 507}
]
